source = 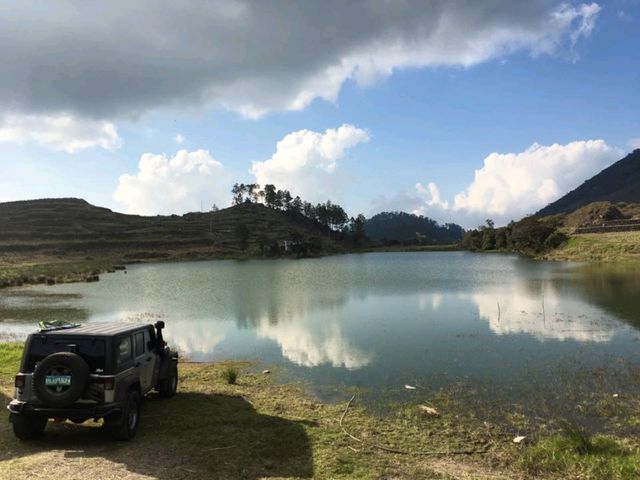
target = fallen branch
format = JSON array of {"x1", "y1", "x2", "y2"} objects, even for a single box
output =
[
  {"x1": 206, "y1": 445, "x2": 237, "y2": 452},
  {"x1": 339, "y1": 394, "x2": 490, "y2": 456}
]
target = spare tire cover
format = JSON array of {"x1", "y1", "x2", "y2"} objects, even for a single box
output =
[{"x1": 33, "y1": 352, "x2": 90, "y2": 407}]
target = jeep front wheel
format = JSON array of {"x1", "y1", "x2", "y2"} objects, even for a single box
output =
[
  {"x1": 105, "y1": 390, "x2": 141, "y2": 441},
  {"x1": 11, "y1": 414, "x2": 47, "y2": 440},
  {"x1": 158, "y1": 362, "x2": 178, "y2": 398}
]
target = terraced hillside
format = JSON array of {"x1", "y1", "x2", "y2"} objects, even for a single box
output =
[
  {"x1": 0, "y1": 198, "x2": 339, "y2": 286},
  {"x1": 0, "y1": 198, "x2": 332, "y2": 256}
]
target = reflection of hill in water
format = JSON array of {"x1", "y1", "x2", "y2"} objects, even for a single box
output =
[{"x1": 565, "y1": 263, "x2": 640, "y2": 329}]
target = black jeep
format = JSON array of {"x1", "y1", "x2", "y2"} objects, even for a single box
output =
[{"x1": 7, "y1": 321, "x2": 178, "y2": 441}]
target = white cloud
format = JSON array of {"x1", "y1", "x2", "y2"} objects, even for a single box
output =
[
  {"x1": 0, "y1": 2, "x2": 601, "y2": 121},
  {"x1": 175, "y1": 133, "x2": 185, "y2": 144},
  {"x1": 0, "y1": 114, "x2": 121, "y2": 153},
  {"x1": 415, "y1": 182, "x2": 449, "y2": 210},
  {"x1": 411, "y1": 139, "x2": 621, "y2": 226},
  {"x1": 251, "y1": 124, "x2": 369, "y2": 203},
  {"x1": 114, "y1": 149, "x2": 230, "y2": 215},
  {"x1": 629, "y1": 138, "x2": 640, "y2": 150}
]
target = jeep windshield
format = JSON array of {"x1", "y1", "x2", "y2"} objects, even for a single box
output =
[{"x1": 24, "y1": 337, "x2": 106, "y2": 373}]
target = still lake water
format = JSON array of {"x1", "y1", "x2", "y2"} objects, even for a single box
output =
[{"x1": 2, "y1": 252, "x2": 640, "y2": 410}]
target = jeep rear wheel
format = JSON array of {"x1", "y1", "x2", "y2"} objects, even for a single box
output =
[
  {"x1": 104, "y1": 390, "x2": 141, "y2": 441},
  {"x1": 11, "y1": 414, "x2": 47, "y2": 440}
]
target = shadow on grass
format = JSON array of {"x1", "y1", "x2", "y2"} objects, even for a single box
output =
[{"x1": 1, "y1": 390, "x2": 313, "y2": 479}]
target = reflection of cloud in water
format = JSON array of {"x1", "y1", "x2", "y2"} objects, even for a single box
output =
[
  {"x1": 473, "y1": 289, "x2": 616, "y2": 342},
  {"x1": 90, "y1": 311, "x2": 227, "y2": 358},
  {"x1": 418, "y1": 293, "x2": 443, "y2": 311},
  {"x1": 256, "y1": 316, "x2": 373, "y2": 369},
  {"x1": 168, "y1": 323, "x2": 225, "y2": 357}
]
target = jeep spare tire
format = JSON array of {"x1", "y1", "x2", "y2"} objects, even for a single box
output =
[{"x1": 33, "y1": 352, "x2": 90, "y2": 407}]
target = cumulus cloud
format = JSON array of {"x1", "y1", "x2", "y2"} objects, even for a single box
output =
[
  {"x1": 175, "y1": 133, "x2": 185, "y2": 144},
  {"x1": 415, "y1": 182, "x2": 449, "y2": 210},
  {"x1": 114, "y1": 149, "x2": 230, "y2": 215},
  {"x1": 453, "y1": 140, "x2": 619, "y2": 218},
  {"x1": 251, "y1": 124, "x2": 369, "y2": 203},
  {"x1": 0, "y1": 114, "x2": 121, "y2": 153},
  {"x1": 410, "y1": 139, "x2": 621, "y2": 226},
  {"x1": 0, "y1": 1, "x2": 600, "y2": 121}
]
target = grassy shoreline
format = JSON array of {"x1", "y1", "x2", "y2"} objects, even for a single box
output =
[
  {"x1": 1, "y1": 343, "x2": 640, "y2": 479},
  {"x1": 0, "y1": 245, "x2": 460, "y2": 291},
  {"x1": 543, "y1": 232, "x2": 640, "y2": 262}
]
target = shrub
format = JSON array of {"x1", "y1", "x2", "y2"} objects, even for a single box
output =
[
  {"x1": 544, "y1": 230, "x2": 568, "y2": 250},
  {"x1": 222, "y1": 367, "x2": 238, "y2": 385}
]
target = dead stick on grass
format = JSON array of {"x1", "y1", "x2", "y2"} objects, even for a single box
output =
[
  {"x1": 206, "y1": 445, "x2": 237, "y2": 452},
  {"x1": 339, "y1": 394, "x2": 490, "y2": 456}
]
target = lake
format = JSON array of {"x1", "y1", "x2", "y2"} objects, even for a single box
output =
[{"x1": 2, "y1": 252, "x2": 640, "y2": 415}]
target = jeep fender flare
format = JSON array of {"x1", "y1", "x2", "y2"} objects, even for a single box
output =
[{"x1": 114, "y1": 373, "x2": 141, "y2": 404}]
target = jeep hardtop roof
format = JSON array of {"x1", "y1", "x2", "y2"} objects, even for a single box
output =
[{"x1": 35, "y1": 323, "x2": 150, "y2": 337}]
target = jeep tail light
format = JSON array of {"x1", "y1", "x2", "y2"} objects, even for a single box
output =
[
  {"x1": 97, "y1": 376, "x2": 115, "y2": 391},
  {"x1": 14, "y1": 374, "x2": 26, "y2": 389}
]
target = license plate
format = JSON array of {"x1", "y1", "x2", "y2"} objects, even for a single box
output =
[{"x1": 45, "y1": 375, "x2": 71, "y2": 387}]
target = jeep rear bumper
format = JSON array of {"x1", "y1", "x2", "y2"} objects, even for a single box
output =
[{"x1": 7, "y1": 400, "x2": 122, "y2": 420}]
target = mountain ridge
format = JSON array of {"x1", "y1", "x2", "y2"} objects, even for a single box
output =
[{"x1": 537, "y1": 149, "x2": 640, "y2": 217}]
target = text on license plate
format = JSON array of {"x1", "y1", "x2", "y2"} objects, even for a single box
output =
[{"x1": 45, "y1": 375, "x2": 71, "y2": 386}]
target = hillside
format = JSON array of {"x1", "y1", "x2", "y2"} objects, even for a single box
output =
[
  {"x1": 364, "y1": 211, "x2": 464, "y2": 244},
  {"x1": 0, "y1": 198, "x2": 339, "y2": 286},
  {"x1": 0, "y1": 198, "x2": 335, "y2": 257},
  {"x1": 537, "y1": 149, "x2": 640, "y2": 216}
]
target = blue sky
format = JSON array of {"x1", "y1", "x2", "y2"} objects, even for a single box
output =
[{"x1": 0, "y1": 1, "x2": 638, "y2": 227}]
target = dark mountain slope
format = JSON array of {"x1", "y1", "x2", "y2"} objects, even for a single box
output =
[{"x1": 537, "y1": 149, "x2": 640, "y2": 216}]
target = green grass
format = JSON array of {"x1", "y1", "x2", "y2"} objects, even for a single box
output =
[
  {"x1": 0, "y1": 256, "x2": 120, "y2": 287},
  {"x1": 519, "y1": 433, "x2": 640, "y2": 479},
  {"x1": 0, "y1": 344, "x2": 460, "y2": 479},
  {"x1": 545, "y1": 232, "x2": 640, "y2": 262},
  {"x1": 0, "y1": 342, "x2": 22, "y2": 376}
]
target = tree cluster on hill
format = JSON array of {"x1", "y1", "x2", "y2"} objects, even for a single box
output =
[
  {"x1": 364, "y1": 211, "x2": 464, "y2": 245},
  {"x1": 461, "y1": 217, "x2": 567, "y2": 255},
  {"x1": 230, "y1": 183, "x2": 368, "y2": 247}
]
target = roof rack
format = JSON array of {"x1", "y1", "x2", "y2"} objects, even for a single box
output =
[{"x1": 37, "y1": 320, "x2": 82, "y2": 332}]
